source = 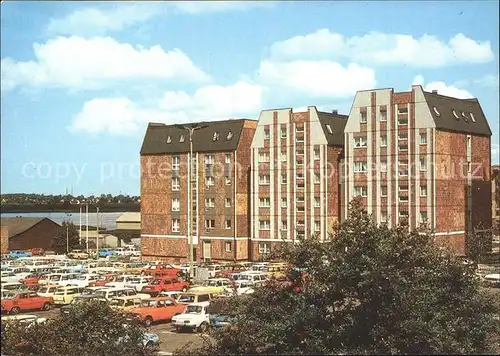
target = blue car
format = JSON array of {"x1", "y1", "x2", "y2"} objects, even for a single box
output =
[
  {"x1": 7, "y1": 250, "x2": 32, "y2": 258},
  {"x1": 209, "y1": 314, "x2": 238, "y2": 329},
  {"x1": 98, "y1": 248, "x2": 116, "y2": 258},
  {"x1": 117, "y1": 330, "x2": 159, "y2": 349}
]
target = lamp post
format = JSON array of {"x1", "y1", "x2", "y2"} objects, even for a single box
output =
[
  {"x1": 70, "y1": 199, "x2": 86, "y2": 246},
  {"x1": 65, "y1": 213, "x2": 72, "y2": 253},
  {"x1": 175, "y1": 123, "x2": 208, "y2": 281}
]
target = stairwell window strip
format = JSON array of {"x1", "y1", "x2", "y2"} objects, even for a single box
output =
[
  {"x1": 260, "y1": 197, "x2": 271, "y2": 208},
  {"x1": 380, "y1": 135, "x2": 387, "y2": 147},
  {"x1": 172, "y1": 156, "x2": 180, "y2": 170},
  {"x1": 172, "y1": 177, "x2": 180, "y2": 191},
  {"x1": 354, "y1": 186, "x2": 368, "y2": 197},
  {"x1": 172, "y1": 198, "x2": 180, "y2": 212},
  {"x1": 259, "y1": 220, "x2": 271, "y2": 230},
  {"x1": 259, "y1": 175, "x2": 270, "y2": 185},
  {"x1": 172, "y1": 219, "x2": 180, "y2": 232},
  {"x1": 354, "y1": 161, "x2": 368, "y2": 172}
]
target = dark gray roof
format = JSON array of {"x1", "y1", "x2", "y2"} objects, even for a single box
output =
[
  {"x1": 317, "y1": 111, "x2": 348, "y2": 146},
  {"x1": 0, "y1": 217, "x2": 59, "y2": 238},
  {"x1": 140, "y1": 119, "x2": 254, "y2": 155},
  {"x1": 424, "y1": 91, "x2": 492, "y2": 136}
]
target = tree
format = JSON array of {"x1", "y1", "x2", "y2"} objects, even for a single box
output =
[
  {"x1": 177, "y1": 201, "x2": 499, "y2": 355},
  {"x1": 1, "y1": 301, "x2": 158, "y2": 356},
  {"x1": 52, "y1": 220, "x2": 81, "y2": 253}
]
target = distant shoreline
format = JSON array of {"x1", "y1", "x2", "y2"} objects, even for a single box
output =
[{"x1": 0, "y1": 203, "x2": 140, "y2": 214}]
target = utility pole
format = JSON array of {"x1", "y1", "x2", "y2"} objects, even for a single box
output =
[
  {"x1": 96, "y1": 206, "x2": 100, "y2": 258},
  {"x1": 79, "y1": 205, "x2": 82, "y2": 245},
  {"x1": 86, "y1": 204, "x2": 89, "y2": 252},
  {"x1": 66, "y1": 224, "x2": 69, "y2": 253}
]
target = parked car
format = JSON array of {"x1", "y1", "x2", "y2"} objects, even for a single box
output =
[
  {"x1": 128, "y1": 297, "x2": 185, "y2": 326},
  {"x1": 141, "y1": 277, "x2": 190, "y2": 297},
  {"x1": 483, "y1": 273, "x2": 500, "y2": 287},
  {"x1": 222, "y1": 280, "x2": 255, "y2": 296},
  {"x1": 157, "y1": 291, "x2": 182, "y2": 300},
  {"x1": 1, "y1": 314, "x2": 48, "y2": 328},
  {"x1": 171, "y1": 302, "x2": 211, "y2": 332},
  {"x1": 1, "y1": 271, "x2": 21, "y2": 284},
  {"x1": 188, "y1": 278, "x2": 231, "y2": 295},
  {"x1": 124, "y1": 275, "x2": 155, "y2": 292},
  {"x1": 88, "y1": 273, "x2": 120, "y2": 287},
  {"x1": 109, "y1": 296, "x2": 142, "y2": 311},
  {"x1": 1, "y1": 291, "x2": 53, "y2": 314},
  {"x1": 67, "y1": 250, "x2": 89, "y2": 260},
  {"x1": 141, "y1": 264, "x2": 184, "y2": 278},
  {"x1": 105, "y1": 275, "x2": 138, "y2": 289},
  {"x1": 52, "y1": 286, "x2": 85, "y2": 306},
  {"x1": 1, "y1": 282, "x2": 29, "y2": 293},
  {"x1": 20, "y1": 272, "x2": 47, "y2": 285},
  {"x1": 60, "y1": 295, "x2": 108, "y2": 315},
  {"x1": 7, "y1": 251, "x2": 32, "y2": 259},
  {"x1": 70, "y1": 273, "x2": 101, "y2": 287},
  {"x1": 36, "y1": 284, "x2": 60, "y2": 298},
  {"x1": 98, "y1": 248, "x2": 116, "y2": 258},
  {"x1": 93, "y1": 287, "x2": 149, "y2": 301},
  {"x1": 176, "y1": 292, "x2": 213, "y2": 305},
  {"x1": 29, "y1": 248, "x2": 45, "y2": 256}
]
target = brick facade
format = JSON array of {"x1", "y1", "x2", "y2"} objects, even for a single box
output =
[{"x1": 1, "y1": 226, "x2": 8, "y2": 254}]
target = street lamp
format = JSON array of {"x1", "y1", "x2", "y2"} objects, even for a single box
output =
[
  {"x1": 175, "y1": 123, "x2": 208, "y2": 281},
  {"x1": 65, "y1": 213, "x2": 73, "y2": 253},
  {"x1": 70, "y1": 199, "x2": 86, "y2": 246}
]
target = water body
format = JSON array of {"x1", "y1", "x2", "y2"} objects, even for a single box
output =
[{"x1": 0, "y1": 212, "x2": 124, "y2": 230}]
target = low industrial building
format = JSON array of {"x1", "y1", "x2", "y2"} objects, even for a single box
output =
[{"x1": 0, "y1": 217, "x2": 61, "y2": 252}]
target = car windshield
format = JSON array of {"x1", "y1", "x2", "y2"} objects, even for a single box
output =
[
  {"x1": 177, "y1": 295, "x2": 195, "y2": 303},
  {"x1": 109, "y1": 299, "x2": 124, "y2": 306},
  {"x1": 140, "y1": 300, "x2": 157, "y2": 307},
  {"x1": 185, "y1": 305, "x2": 203, "y2": 314},
  {"x1": 77, "y1": 275, "x2": 89, "y2": 280},
  {"x1": 49, "y1": 275, "x2": 60, "y2": 281},
  {"x1": 2, "y1": 292, "x2": 16, "y2": 299}
]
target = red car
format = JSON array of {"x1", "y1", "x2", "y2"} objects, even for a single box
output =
[
  {"x1": 29, "y1": 248, "x2": 45, "y2": 256},
  {"x1": 214, "y1": 265, "x2": 246, "y2": 279},
  {"x1": 1, "y1": 291, "x2": 53, "y2": 314},
  {"x1": 88, "y1": 274, "x2": 119, "y2": 287},
  {"x1": 20, "y1": 272, "x2": 47, "y2": 285},
  {"x1": 141, "y1": 265, "x2": 184, "y2": 278},
  {"x1": 141, "y1": 277, "x2": 190, "y2": 297}
]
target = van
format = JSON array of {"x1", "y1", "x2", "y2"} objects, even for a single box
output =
[
  {"x1": 109, "y1": 296, "x2": 142, "y2": 311},
  {"x1": 92, "y1": 287, "x2": 149, "y2": 301},
  {"x1": 52, "y1": 286, "x2": 85, "y2": 305}
]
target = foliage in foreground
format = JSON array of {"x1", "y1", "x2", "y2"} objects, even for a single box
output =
[
  {"x1": 1, "y1": 302, "x2": 157, "y2": 356},
  {"x1": 177, "y1": 201, "x2": 499, "y2": 355}
]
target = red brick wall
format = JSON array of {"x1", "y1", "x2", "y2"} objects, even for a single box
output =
[{"x1": 1, "y1": 226, "x2": 8, "y2": 254}]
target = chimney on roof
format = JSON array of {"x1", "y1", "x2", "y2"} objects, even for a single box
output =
[
  {"x1": 432, "y1": 90, "x2": 438, "y2": 94},
  {"x1": 332, "y1": 110, "x2": 338, "y2": 114}
]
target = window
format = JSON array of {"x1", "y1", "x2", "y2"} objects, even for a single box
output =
[
  {"x1": 420, "y1": 185, "x2": 427, "y2": 197},
  {"x1": 354, "y1": 161, "x2": 367, "y2": 172},
  {"x1": 399, "y1": 211, "x2": 409, "y2": 218},
  {"x1": 166, "y1": 136, "x2": 172, "y2": 143},
  {"x1": 172, "y1": 198, "x2": 180, "y2": 212},
  {"x1": 296, "y1": 125, "x2": 304, "y2": 132},
  {"x1": 297, "y1": 220, "x2": 305, "y2": 226},
  {"x1": 259, "y1": 175, "x2": 270, "y2": 185},
  {"x1": 297, "y1": 181, "x2": 305, "y2": 189},
  {"x1": 259, "y1": 152, "x2": 270, "y2": 162},
  {"x1": 281, "y1": 151, "x2": 287, "y2": 162},
  {"x1": 399, "y1": 162, "x2": 408, "y2": 176},
  {"x1": 420, "y1": 211, "x2": 428, "y2": 223},
  {"x1": 360, "y1": 109, "x2": 367, "y2": 123},
  {"x1": 297, "y1": 196, "x2": 305, "y2": 203},
  {"x1": 264, "y1": 129, "x2": 270, "y2": 140},
  {"x1": 297, "y1": 172, "x2": 304, "y2": 180},
  {"x1": 172, "y1": 219, "x2": 180, "y2": 232},
  {"x1": 314, "y1": 148, "x2": 320, "y2": 160},
  {"x1": 297, "y1": 149, "x2": 304, "y2": 156},
  {"x1": 314, "y1": 173, "x2": 321, "y2": 184},
  {"x1": 314, "y1": 221, "x2": 321, "y2": 232},
  {"x1": 399, "y1": 185, "x2": 408, "y2": 192},
  {"x1": 420, "y1": 157, "x2": 427, "y2": 171},
  {"x1": 399, "y1": 195, "x2": 409, "y2": 202},
  {"x1": 179, "y1": 135, "x2": 185, "y2": 142},
  {"x1": 380, "y1": 135, "x2": 387, "y2": 147},
  {"x1": 205, "y1": 176, "x2": 215, "y2": 186},
  {"x1": 281, "y1": 198, "x2": 287, "y2": 208},
  {"x1": 225, "y1": 177, "x2": 231, "y2": 185},
  {"x1": 296, "y1": 135, "x2": 304, "y2": 143},
  {"x1": 225, "y1": 154, "x2": 231, "y2": 164},
  {"x1": 225, "y1": 219, "x2": 232, "y2": 230},
  {"x1": 314, "y1": 197, "x2": 320, "y2": 207},
  {"x1": 381, "y1": 186, "x2": 388, "y2": 197},
  {"x1": 205, "y1": 219, "x2": 215, "y2": 230},
  {"x1": 297, "y1": 205, "x2": 305, "y2": 212},
  {"x1": 326, "y1": 124, "x2": 333, "y2": 134},
  {"x1": 470, "y1": 112, "x2": 476, "y2": 122},
  {"x1": 226, "y1": 131, "x2": 234, "y2": 140},
  {"x1": 172, "y1": 177, "x2": 180, "y2": 191},
  {"x1": 259, "y1": 220, "x2": 270, "y2": 230},
  {"x1": 398, "y1": 117, "x2": 408, "y2": 126},
  {"x1": 380, "y1": 108, "x2": 387, "y2": 121},
  {"x1": 452, "y1": 110, "x2": 459, "y2": 120},
  {"x1": 354, "y1": 186, "x2": 368, "y2": 197},
  {"x1": 398, "y1": 132, "x2": 408, "y2": 140},
  {"x1": 380, "y1": 161, "x2": 387, "y2": 172},
  {"x1": 398, "y1": 106, "x2": 408, "y2": 114},
  {"x1": 172, "y1": 155, "x2": 180, "y2": 170},
  {"x1": 259, "y1": 243, "x2": 271, "y2": 254},
  {"x1": 259, "y1": 198, "x2": 271, "y2": 208},
  {"x1": 297, "y1": 158, "x2": 304, "y2": 166},
  {"x1": 281, "y1": 221, "x2": 287, "y2": 231},
  {"x1": 205, "y1": 198, "x2": 215, "y2": 208},
  {"x1": 225, "y1": 242, "x2": 232, "y2": 252},
  {"x1": 467, "y1": 136, "x2": 472, "y2": 149},
  {"x1": 225, "y1": 198, "x2": 231, "y2": 207},
  {"x1": 433, "y1": 107, "x2": 440, "y2": 117},
  {"x1": 213, "y1": 132, "x2": 220, "y2": 141},
  {"x1": 399, "y1": 144, "x2": 408, "y2": 151},
  {"x1": 420, "y1": 133, "x2": 427, "y2": 144},
  {"x1": 354, "y1": 136, "x2": 367, "y2": 148},
  {"x1": 281, "y1": 174, "x2": 287, "y2": 184},
  {"x1": 280, "y1": 127, "x2": 287, "y2": 138},
  {"x1": 205, "y1": 154, "x2": 215, "y2": 165},
  {"x1": 380, "y1": 211, "x2": 387, "y2": 223}
]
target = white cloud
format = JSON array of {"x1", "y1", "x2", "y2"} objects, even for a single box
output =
[
  {"x1": 170, "y1": 1, "x2": 273, "y2": 15},
  {"x1": 258, "y1": 60, "x2": 376, "y2": 98},
  {"x1": 269, "y1": 29, "x2": 494, "y2": 67},
  {"x1": 1, "y1": 36, "x2": 210, "y2": 92},
  {"x1": 46, "y1": 4, "x2": 161, "y2": 36},
  {"x1": 69, "y1": 81, "x2": 263, "y2": 135},
  {"x1": 412, "y1": 75, "x2": 474, "y2": 99},
  {"x1": 474, "y1": 74, "x2": 499, "y2": 89}
]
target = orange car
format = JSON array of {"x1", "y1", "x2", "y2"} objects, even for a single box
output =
[
  {"x1": 129, "y1": 297, "x2": 185, "y2": 326},
  {"x1": 1, "y1": 291, "x2": 53, "y2": 314},
  {"x1": 141, "y1": 277, "x2": 189, "y2": 297},
  {"x1": 20, "y1": 272, "x2": 47, "y2": 285},
  {"x1": 88, "y1": 274, "x2": 119, "y2": 287}
]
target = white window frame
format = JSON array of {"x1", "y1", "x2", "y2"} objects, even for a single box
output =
[
  {"x1": 281, "y1": 174, "x2": 287, "y2": 184},
  {"x1": 172, "y1": 156, "x2": 180, "y2": 171},
  {"x1": 360, "y1": 109, "x2": 367, "y2": 123},
  {"x1": 264, "y1": 129, "x2": 270, "y2": 140},
  {"x1": 205, "y1": 176, "x2": 215, "y2": 187},
  {"x1": 380, "y1": 109, "x2": 387, "y2": 122},
  {"x1": 314, "y1": 197, "x2": 320, "y2": 208},
  {"x1": 399, "y1": 185, "x2": 409, "y2": 192},
  {"x1": 225, "y1": 219, "x2": 232, "y2": 230},
  {"x1": 297, "y1": 205, "x2": 305, "y2": 212},
  {"x1": 205, "y1": 198, "x2": 215, "y2": 208},
  {"x1": 380, "y1": 161, "x2": 387, "y2": 172},
  {"x1": 420, "y1": 186, "x2": 427, "y2": 197},
  {"x1": 280, "y1": 127, "x2": 287, "y2": 138},
  {"x1": 420, "y1": 133, "x2": 427, "y2": 145},
  {"x1": 296, "y1": 125, "x2": 304, "y2": 132},
  {"x1": 297, "y1": 196, "x2": 305, "y2": 203},
  {"x1": 205, "y1": 154, "x2": 215, "y2": 165},
  {"x1": 296, "y1": 135, "x2": 304, "y2": 143},
  {"x1": 172, "y1": 198, "x2": 180, "y2": 212},
  {"x1": 225, "y1": 177, "x2": 231, "y2": 185},
  {"x1": 420, "y1": 212, "x2": 428, "y2": 223},
  {"x1": 399, "y1": 144, "x2": 408, "y2": 151},
  {"x1": 281, "y1": 221, "x2": 287, "y2": 231},
  {"x1": 399, "y1": 195, "x2": 409, "y2": 202},
  {"x1": 172, "y1": 219, "x2": 180, "y2": 232},
  {"x1": 314, "y1": 221, "x2": 321, "y2": 232},
  {"x1": 281, "y1": 198, "x2": 287, "y2": 208},
  {"x1": 354, "y1": 161, "x2": 368, "y2": 173},
  {"x1": 399, "y1": 163, "x2": 408, "y2": 177},
  {"x1": 314, "y1": 173, "x2": 320, "y2": 184},
  {"x1": 325, "y1": 124, "x2": 333, "y2": 134},
  {"x1": 258, "y1": 243, "x2": 271, "y2": 254},
  {"x1": 259, "y1": 175, "x2": 270, "y2": 185},
  {"x1": 225, "y1": 198, "x2": 231, "y2": 207},
  {"x1": 398, "y1": 117, "x2": 408, "y2": 126},
  {"x1": 172, "y1": 177, "x2": 180, "y2": 191},
  {"x1": 398, "y1": 132, "x2": 408, "y2": 140},
  {"x1": 225, "y1": 153, "x2": 231, "y2": 164},
  {"x1": 281, "y1": 151, "x2": 287, "y2": 162},
  {"x1": 259, "y1": 220, "x2": 271, "y2": 231},
  {"x1": 354, "y1": 136, "x2": 367, "y2": 148},
  {"x1": 380, "y1": 211, "x2": 388, "y2": 223},
  {"x1": 259, "y1": 152, "x2": 270, "y2": 163},
  {"x1": 420, "y1": 158, "x2": 427, "y2": 171},
  {"x1": 259, "y1": 197, "x2": 271, "y2": 208},
  {"x1": 314, "y1": 148, "x2": 320, "y2": 160},
  {"x1": 380, "y1": 135, "x2": 387, "y2": 147},
  {"x1": 381, "y1": 186, "x2": 388, "y2": 197},
  {"x1": 354, "y1": 186, "x2": 368, "y2": 197},
  {"x1": 296, "y1": 172, "x2": 304, "y2": 180},
  {"x1": 205, "y1": 219, "x2": 215, "y2": 230},
  {"x1": 225, "y1": 241, "x2": 232, "y2": 252}
]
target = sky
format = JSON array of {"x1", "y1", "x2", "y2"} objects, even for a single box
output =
[{"x1": 1, "y1": 1, "x2": 499, "y2": 196}]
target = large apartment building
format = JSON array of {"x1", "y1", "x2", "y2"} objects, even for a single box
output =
[
  {"x1": 250, "y1": 106, "x2": 347, "y2": 260},
  {"x1": 493, "y1": 165, "x2": 500, "y2": 234},
  {"x1": 140, "y1": 119, "x2": 257, "y2": 263},
  {"x1": 343, "y1": 85, "x2": 492, "y2": 255}
]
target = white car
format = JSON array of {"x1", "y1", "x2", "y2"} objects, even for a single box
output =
[
  {"x1": 37, "y1": 285, "x2": 60, "y2": 298},
  {"x1": 105, "y1": 275, "x2": 138, "y2": 289},
  {"x1": 172, "y1": 301, "x2": 211, "y2": 333},
  {"x1": 483, "y1": 273, "x2": 500, "y2": 287},
  {"x1": 124, "y1": 276, "x2": 155, "y2": 292},
  {"x1": 1, "y1": 271, "x2": 20, "y2": 284},
  {"x1": 1, "y1": 314, "x2": 47, "y2": 327},
  {"x1": 70, "y1": 273, "x2": 101, "y2": 287},
  {"x1": 92, "y1": 287, "x2": 150, "y2": 301},
  {"x1": 222, "y1": 280, "x2": 255, "y2": 296},
  {"x1": 239, "y1": 271, "x2": 269, "y2": 286}
]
